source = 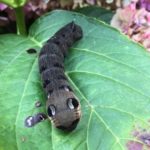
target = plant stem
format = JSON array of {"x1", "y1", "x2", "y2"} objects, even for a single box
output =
[{"x1": 14, "y1": 6, "x2": 26, "y2": 36}]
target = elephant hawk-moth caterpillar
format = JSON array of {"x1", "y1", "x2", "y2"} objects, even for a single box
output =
[{"x1": 38, "y1": 22, "x2": 83, "y2": 132}]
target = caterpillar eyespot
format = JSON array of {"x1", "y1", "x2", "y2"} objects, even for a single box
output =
[
  {"x1": 67, "y1": 98, "x2": 79, "y2": 110},
  {"x1": 47, "y1": 105, "x2": 56, "y2": 117},
  {"x1": 38, "y1": 21, "x2": 83, "y2": 132}
]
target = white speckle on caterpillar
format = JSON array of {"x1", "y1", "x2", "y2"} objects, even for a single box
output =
[
  {"x1": 48, "y1": 94, "x2": 50, "y2": 99},
  {"x1": 64, "y1": 86, "x2": 70, "y2": 92}
]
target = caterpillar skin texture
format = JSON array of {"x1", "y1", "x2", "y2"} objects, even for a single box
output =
[{"x1": 38, "y1": 22, "x2": 83, "y2": 132}]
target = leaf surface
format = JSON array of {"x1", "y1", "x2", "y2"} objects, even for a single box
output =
[
  {"x1": 0, "y1": 10, "x2": 150, "y2": 150},
  {"x1": 75, "y1": 6, "x2": 114, "y2": 23}
]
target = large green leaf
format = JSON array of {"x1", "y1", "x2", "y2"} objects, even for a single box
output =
[
  {"x1": 0, "y1": 10, "x2": 150, "y2": 150},
  {"x1": 0, "y1": 0, "x2": 27, "y2": 8}
]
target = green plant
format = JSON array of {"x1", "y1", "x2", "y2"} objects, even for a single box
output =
[
  {"x1": 0, "y1": 1, "x2": 150, "y2": 150},
  {"x1": 0, "y1": 0, "x2": 27, "y2": 35}
]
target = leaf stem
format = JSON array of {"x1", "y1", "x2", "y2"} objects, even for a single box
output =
[{"x1": 14, "y1": 6, "x2": 26, "y2": 36}]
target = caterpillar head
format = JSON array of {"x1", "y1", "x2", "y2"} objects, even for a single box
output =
[
  {"x1": 46, "y1": 90, "x2": 81, "y2": 132},
  {"x1": 70, "y1": 22, "x2": 83, "y2": 41},
  {"x1": 53, "y1": 21, "x2": 83, "y2": 44}
]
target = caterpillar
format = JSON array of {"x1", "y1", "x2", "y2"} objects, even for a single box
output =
[{"x1": 38, "y1": 22, "x2": 83, "y2": 132}]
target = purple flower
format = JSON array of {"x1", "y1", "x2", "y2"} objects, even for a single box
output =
[
  {"x1": 136, "y1": 0, "x2": 150, "y2": 11},
  {"x1": 0, "y1": 3, "x2": 7, "y2": 11}
]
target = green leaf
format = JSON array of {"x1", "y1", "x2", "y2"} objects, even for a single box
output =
[
  {"x1": 0, "y1": 0, "x2": 27, "y2": 8},
  {"x1": 75, "y1": 6, "x2": 114, "y2": 24},
  {"x1": 0, "y1": 10, "x2": 150, "y2": 150}
]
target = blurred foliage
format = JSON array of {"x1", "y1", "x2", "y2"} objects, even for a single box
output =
[
  {"x1": 0, "y1": 0, "x2": 123, "y2": 34},
  {"x1": 0, "y1": 0, "x2": 27, "y2": 8}
]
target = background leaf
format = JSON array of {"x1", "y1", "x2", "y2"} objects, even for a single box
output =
[
  {"x1": 0, "y1": 10, "x2": 150, "y2": 150},
  {"x1": 0, "y1": 0, "x2": 27, "y2": 8},
  {"x1": 75, "y1": 6, "x2": 114, "y2": 24}
]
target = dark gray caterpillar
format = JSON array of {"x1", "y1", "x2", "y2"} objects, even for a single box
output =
[{"x1": 38, "y1": 22, "x2": 83, "y2": 132}]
